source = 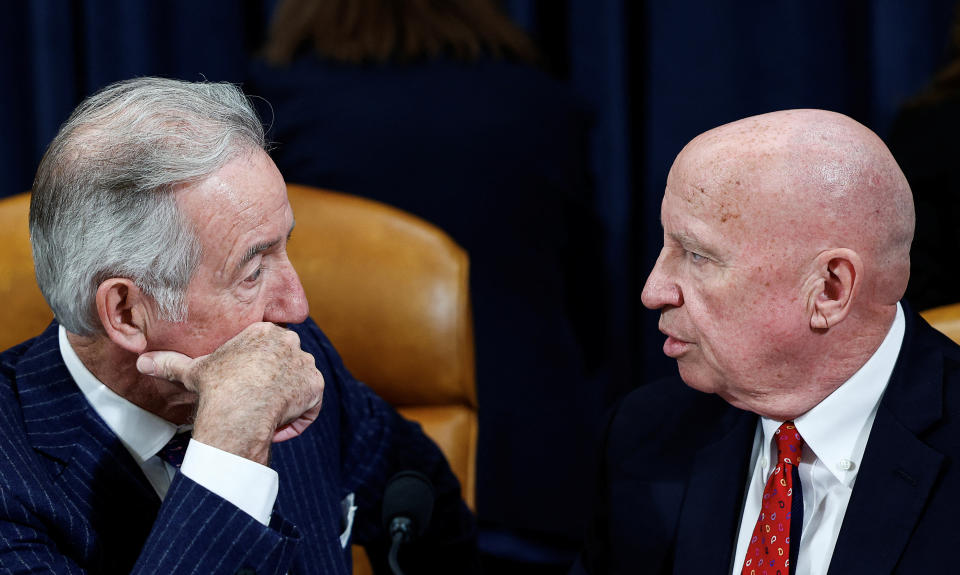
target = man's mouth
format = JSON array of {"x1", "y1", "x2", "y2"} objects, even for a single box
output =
[
  {"x1": 662, "y1": 335, "x2": 691, "y2": 358},
  {"x1": 659, "y1": 324, "x2": 692, "y2": 358}
]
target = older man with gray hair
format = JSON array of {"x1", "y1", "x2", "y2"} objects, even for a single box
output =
[
  {"x1": 574, "y1": 109, "x2": 960, "y2": 574},
  {"x1": 0, "y1": 77, "x2": 476, "y2": 574}
]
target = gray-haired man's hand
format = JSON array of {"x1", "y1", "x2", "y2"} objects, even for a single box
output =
[{"x1": 136, "y1": 322, "x2": 324, "y2": 465}]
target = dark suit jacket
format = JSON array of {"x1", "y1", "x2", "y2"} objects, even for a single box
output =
[
  {"x1": 573, "y1": 307, "x2": 960, "y2": 574},
  {"x1": 0, "y1": 319, "x2": 476, "y2": 574}
]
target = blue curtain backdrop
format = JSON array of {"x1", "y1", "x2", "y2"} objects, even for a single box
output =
[
  {"x1": 1, "y1": 0, "x2": 957, "y2": 557},
  {"x1": 1, "y1": 1, "x2": 264, "y2": 198},
  {"x1": 3, "y1": 0, "x2": 956, "y2": 458},
  {"x1": 633, "y1": 0, "x2": 956, "y2": 380}
]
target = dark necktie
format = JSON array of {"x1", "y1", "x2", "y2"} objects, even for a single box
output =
[
  {"x1": 156, "y1": 431, "x2": 191, "y2": 469},
  {"x1": 741, "y1": 422, "x2": 804, "y2": 575}
]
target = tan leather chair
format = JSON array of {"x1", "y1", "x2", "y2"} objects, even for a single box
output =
[
  {"x1": 920, "y1": 302, "x2": 960, "y2": 345},
  {"x1": 0, "y1": 193, "x2": 52, "y2": 348},
  {"x1": 0, "y1": 186, "x2": 478, "y2": 574},
  {"x1": 284, "y1": 184, "x2": 477, "y2": 574}
]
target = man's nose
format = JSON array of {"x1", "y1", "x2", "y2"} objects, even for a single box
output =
[
  {"x1": 640, "y1": 249, "x2": 683, "y2": 310},
  {"x1": 264, "y1": 257, "x2": 310, "y2": 324}
]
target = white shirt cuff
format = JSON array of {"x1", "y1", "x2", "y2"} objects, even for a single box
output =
[{"x1": 179, "y1": 439, "x2": 279, "y2": 526}]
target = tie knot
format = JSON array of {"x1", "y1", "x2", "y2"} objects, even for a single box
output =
[
  {"x1": 157, "y1": 431, "x2": 191, "y2": 469},
  {"x1": 775, "y1": 421, "x2": 804, "y2": 466}
]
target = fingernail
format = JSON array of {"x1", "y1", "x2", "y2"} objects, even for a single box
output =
[{"x1": 136, "y1": 356, "x2": 155, "y2": 375}]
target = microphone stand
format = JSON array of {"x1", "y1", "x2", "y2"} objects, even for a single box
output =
[
  {"x1": 382, "y1": 471, "x2": 434, "y2": 575},
  {"x1": 388, "y1": 517, "x2": 415, "y2": 575}
]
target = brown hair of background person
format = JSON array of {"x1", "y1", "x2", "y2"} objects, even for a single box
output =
[
  {"x1": 262, "y1": 0, "x2": 537, "y2": 65},
  {"x1": 905, "y1": 7, "x2": 960, "y2": 106}
]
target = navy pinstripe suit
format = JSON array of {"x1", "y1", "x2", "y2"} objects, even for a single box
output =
[{"x1": 0, "y1": 319, "x2": 476, "y2": 574}]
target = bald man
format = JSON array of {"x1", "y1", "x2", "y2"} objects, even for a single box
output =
[{"x1": 572, "y1": 110, "x2": 960, "y2": 575}]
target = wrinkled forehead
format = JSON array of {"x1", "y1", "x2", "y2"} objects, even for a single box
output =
[
  {"x1": 174, "y1": 149, "x2": 291, "y2": 259},
  {"x1": 665, "y1": 133, "x2": 790, "y2": 226}
]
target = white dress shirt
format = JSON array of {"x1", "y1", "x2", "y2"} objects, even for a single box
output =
[
  {"x1": 731, "y1": 303, "x2": 905, "y2": 575},
  {"x1": 59, "y1": 326, "x2": 278, "y2": 526}
]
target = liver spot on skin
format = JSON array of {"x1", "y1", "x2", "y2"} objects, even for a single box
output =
[{"x1": 719, "y1": 210, "x2": 740, "y2": 223}]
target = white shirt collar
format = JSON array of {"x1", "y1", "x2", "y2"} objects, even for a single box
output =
[
  {"x1": 58, "y1": 325, "x2": 181, "y2": 464},
  {"x1": 759, "y1": 302, "x2": 905, "y2": 486}
]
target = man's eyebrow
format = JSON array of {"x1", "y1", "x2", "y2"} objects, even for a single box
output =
[
  {"x1": 669, "y1": 231, "x2": 720, "y2": 258},
  {"x1": 237, "y1": 222, "x2": 296, "y2": 271}
]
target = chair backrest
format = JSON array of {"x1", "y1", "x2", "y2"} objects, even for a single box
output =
[
  {"x1": 285, "y1": 185, "x2": 476, "y2": 575},
  {"x1": 0, "y1": 193, "x2": 53, "y2": 349},
  {"x1": 920, "y1": 302, "x2": 960, "y2": 345},
  {"x1": 285, "y1": 184, "x2": 477, "y2": 508}
]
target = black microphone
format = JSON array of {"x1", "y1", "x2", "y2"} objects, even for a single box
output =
[{"x1": 382, "y1": 471, "x2": 435, "y2": 575}]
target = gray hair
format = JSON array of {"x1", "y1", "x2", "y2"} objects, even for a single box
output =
[{"x1": 30, "y1": 77, "x2": 266, "y2": 335}]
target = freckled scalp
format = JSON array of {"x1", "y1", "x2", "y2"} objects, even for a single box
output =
[{"x1": 672, "y1": 109, "x2": 914, "y2": 303}]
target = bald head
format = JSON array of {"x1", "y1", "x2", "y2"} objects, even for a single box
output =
[
  {"x1": 643, "y1": 109, "x2": 914, "y2": 419},
  {"x1": 676, "y1": 109, "x2": 913, "y2": 304}
]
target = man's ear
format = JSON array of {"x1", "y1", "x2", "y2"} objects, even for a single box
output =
[
  {"x1": 95, "y1": 279, "x2": 151, "y2": 354},
  {"x1": 806, "y1": 248, "x2": 862, "y2": 330}
]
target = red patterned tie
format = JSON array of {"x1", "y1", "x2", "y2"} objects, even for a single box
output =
[
  {"x1": 157, "y1": 431, "x2": 191, "y2": 469},
  {"x1": 741, "y1": 422, "x2": 804, "y2": 575}
]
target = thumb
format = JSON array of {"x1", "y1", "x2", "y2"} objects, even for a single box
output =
[{"x1": 137, "y1": 351, "x2": 196, "y2": 387}]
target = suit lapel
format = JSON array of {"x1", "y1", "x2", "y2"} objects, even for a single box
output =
[
  {"x1": 673, "y1": 407, "x2": 757, "y2": 575},
  {"x1": 828, "y1": 310, "x2": 947, "y2": 574},
  {"x1": 18, "y1": 323, "x2": 161, "y2": 570},
  {"x1": 826, "y1": 411, "x2": 943, "y2": 574}
]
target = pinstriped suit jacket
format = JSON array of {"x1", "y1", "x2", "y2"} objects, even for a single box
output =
[{"x1": 0, "y1": 319, "x2": 476, "y2": 575}]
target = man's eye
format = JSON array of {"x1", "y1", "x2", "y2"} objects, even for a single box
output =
[
  {"x1": 688, "y1": 250, "x2": 705, "y2": 263},
  {"x1": 245, "y1": 267, "x2": 263, "y2": 283}
]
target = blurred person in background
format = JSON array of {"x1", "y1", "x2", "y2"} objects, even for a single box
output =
[
  {"x1": 247, "y1": 0, "x2": 609, "y2": 571},
  {"x1": 888, "y1": 2, "x2": 960, "y2": 311}
]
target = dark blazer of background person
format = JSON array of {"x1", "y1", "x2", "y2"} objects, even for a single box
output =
[
  {"x1": 572, "y1": 309, "x2": 960, "y2": 575},
  {"x1": 246, "y1": 0, "x2": 609, "y2": 558},
  {"x1": 0, "y1": 319, "x2": 475, "y2": 574},
  {"x1": 888, "y1": 20, "x2": 960, "y2": 311}
]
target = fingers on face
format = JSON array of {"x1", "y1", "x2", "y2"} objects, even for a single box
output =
[
  {"x1": 281, "y1": 328, "x2": 301, "y2": 348},
  {"x1": 137, "y1": 352, "x2": 193, "y2": 385}
]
